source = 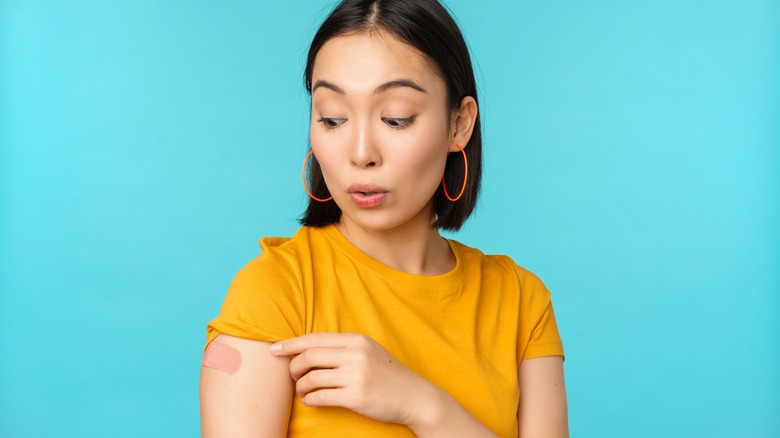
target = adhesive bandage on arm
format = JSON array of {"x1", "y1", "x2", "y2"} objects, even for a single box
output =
[{"x1": 202, "y1": 341, "x2": 242, "y2": 374}]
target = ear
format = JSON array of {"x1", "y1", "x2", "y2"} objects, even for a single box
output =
[{"x1": 449, "y1": 96, "x2": 478, "y2": 152}]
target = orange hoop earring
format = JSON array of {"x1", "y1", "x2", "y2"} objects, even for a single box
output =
[
  {"x1": 301, "y1": 150, "x2": 333, "y2": 202},
  {"x1": 441, "y1": 144, "x2": 468, "y2": 202}
]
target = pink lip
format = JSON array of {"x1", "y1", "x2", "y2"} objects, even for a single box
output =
[{"x1": 348, "y1": 183, "x2": 388, "y2": 208}]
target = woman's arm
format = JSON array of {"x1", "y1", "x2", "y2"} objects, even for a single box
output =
[
  {"x1": 200, "y1": 334, "x2": 294, "y2": 438},
  {"x1": 403, "y1": 384, "x2": 500, "y2": 438},
  {"x1": 517, "y1": 356, "x2": 569, "y2": 438},
  {"x1": 271, "y1": 332, "x2": 500, "y2": 438}
]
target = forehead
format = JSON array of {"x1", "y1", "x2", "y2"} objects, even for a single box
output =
[{"x1": 312, "y1": 31, "x2": 445, "y2": 96}]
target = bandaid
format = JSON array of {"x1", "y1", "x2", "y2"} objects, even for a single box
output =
[{"x1": 202, "y1": 342, "x2": 241, "y2": 374}]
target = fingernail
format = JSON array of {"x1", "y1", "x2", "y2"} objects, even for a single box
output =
[{"x1": 270, "y1": 343, "x2": 282, "y2": 353}]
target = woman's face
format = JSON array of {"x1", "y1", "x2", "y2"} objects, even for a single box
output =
[{"x1": 309, "y1": 32, "x2": 458, "y2": 233}]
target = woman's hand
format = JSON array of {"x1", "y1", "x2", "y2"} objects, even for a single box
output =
[{"x1": 269, "y1": 332, "x2": 430, "y2": 426}]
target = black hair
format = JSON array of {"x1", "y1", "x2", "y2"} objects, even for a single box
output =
[{"x1": 299, "y1": 0, "x2": 482, "y2": 231}]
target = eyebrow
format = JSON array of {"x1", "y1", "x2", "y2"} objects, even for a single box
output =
[{"x1": 312, "y1": 79, "x2": 427, "y2": 95}]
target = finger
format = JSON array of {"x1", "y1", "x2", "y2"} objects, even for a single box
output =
[
  {"x1": 295, "y1": 368, "x2": 345, "y2": 398},
  {"x1": 270, "y1": 332, "x2": 360, "y2": 356},
  {"x1": 289, "y1": 347, "x2": 352, "y2": 381},
  {"x1": 300, "y1": 388, "x2": 346, "y2": 408}
]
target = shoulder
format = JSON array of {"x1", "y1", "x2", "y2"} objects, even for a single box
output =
[
  {"x1": 256, "y1": 226, "x2": 316, "y2": 263},
  {"x1": 231, "y1": 226, "x2": 327, "y2": 291},
  {"x1": 241, "y1": 226, "x2": 325, "y2": 271},
  {"x1": 208, "y1": 228, "x2": 322, "y2": 342},
  {"x1": 452, "y1": 240, "x2": 548, "y2": 283},
  {"x1": 452, "y1": 240, "x2": 552, "y2": 299}
]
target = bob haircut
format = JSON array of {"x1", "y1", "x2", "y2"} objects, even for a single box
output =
[{"x1": 299, "y1": 0, "x2": 482, "y2": 232}]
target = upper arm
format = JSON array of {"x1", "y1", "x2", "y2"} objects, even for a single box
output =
[
  {"x1": 517, "y1": 356, "x2": 569, "y2": 438},
  {"x1": 200, "y1": 334, "x2": 294, "y2": 438}
]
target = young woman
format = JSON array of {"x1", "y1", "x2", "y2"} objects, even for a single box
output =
[{"x1": 200, "y1": 1, "x2": 568, "y2": 437}]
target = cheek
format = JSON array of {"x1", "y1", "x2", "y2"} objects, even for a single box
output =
[
  {"x1": 416, "y1": 118, "x2": 451, "y2": 165},
  {"x1": 309, "y1": 127, "x2": 337, "y2": 175},
  {"x1": 395, "y1": 134, "x2": 448, "y2": 186},
  {"x1": 309, "y1": 119, "x2": 324, "y2": 148}
]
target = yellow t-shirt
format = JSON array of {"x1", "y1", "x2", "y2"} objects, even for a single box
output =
[{"x1": 206, "y1": 224, "x2": 564, "y2": 438}]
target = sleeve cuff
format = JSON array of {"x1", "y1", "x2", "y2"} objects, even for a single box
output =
[{"x1": 522, "y1": 341, "x2": 565, "y2": 362}]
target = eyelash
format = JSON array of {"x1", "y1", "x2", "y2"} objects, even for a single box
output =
[
  {"x1": 318, "y1": 117, "x2": 345, "y2": 131},
  {"x1": 383, "y1": 117, "x2": 415, "y2": 129},
  {"x1": 316, "y1": 117, "x2": 416, "y2": 131}
]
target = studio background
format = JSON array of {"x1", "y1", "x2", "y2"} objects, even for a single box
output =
[{"x1": 1, "y1": 0, "x2": 778, "y2": 437}]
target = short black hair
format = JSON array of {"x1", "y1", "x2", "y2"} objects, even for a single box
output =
[{"x1": 299, "y1": 0, "x2": 482, "y2": 231}]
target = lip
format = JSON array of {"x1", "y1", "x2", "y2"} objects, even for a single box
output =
[{"x1": 348, "y1": 183, "x2": 388, "y2": 208}]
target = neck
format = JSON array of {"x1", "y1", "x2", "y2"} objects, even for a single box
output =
[{"x1": 335, "y1": 213, "x2": 455, "y2": 276}]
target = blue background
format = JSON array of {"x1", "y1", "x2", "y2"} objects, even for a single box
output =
[{"x1": 1, "y1": 0, "x2": 778, "y2": 436}]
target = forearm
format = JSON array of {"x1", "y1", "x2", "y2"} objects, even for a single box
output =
[{"x1": 406, "y1": 383, "x2": 499, "y2": 438}]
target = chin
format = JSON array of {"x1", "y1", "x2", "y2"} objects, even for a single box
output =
[
  {"x1": 338, "y1": 204, "x2": 434, "y2": 234},
  {"x1": 342, "y1": 214, "x2": 403, "y2": 232}
]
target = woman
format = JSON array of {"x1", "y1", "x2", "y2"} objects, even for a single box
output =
[{"x1": 200, "y1": 1, "x2": 569, "y2": 437}]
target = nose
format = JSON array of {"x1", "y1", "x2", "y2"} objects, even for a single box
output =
[{"x1": 350, "y1": 122, "x2": 382, "y2": 168}]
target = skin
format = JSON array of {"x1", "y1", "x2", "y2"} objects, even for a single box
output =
[
  {"x1": 309, "y1": 31, "x2": 469, "y2": 276},
  {"x1": 200, "y1": 31, "x2": 569, "y2": 438}
]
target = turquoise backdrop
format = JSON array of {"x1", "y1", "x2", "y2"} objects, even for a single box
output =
[{"x1": 1, "y1": 1, "x2": 778, "y2": 436}]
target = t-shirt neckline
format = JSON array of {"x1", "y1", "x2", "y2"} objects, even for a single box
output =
[{"x1": 318, "y1": 223, "x2": 465, "y2": 293}]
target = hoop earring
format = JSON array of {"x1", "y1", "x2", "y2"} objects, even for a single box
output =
[
  {"x1": 301, "y1": 150, "x2": 333, "y2": 202},
  {"x1": 441, "y1": 144, "x2": 468, "y2": 202}
]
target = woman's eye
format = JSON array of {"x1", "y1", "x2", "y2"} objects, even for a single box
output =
[
  {"x1": 318, "y1": 117, "x2": 346, "y2": 130},
  {"x1": 383, "y1": 117, "x2": 414, "y2": 129}
]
